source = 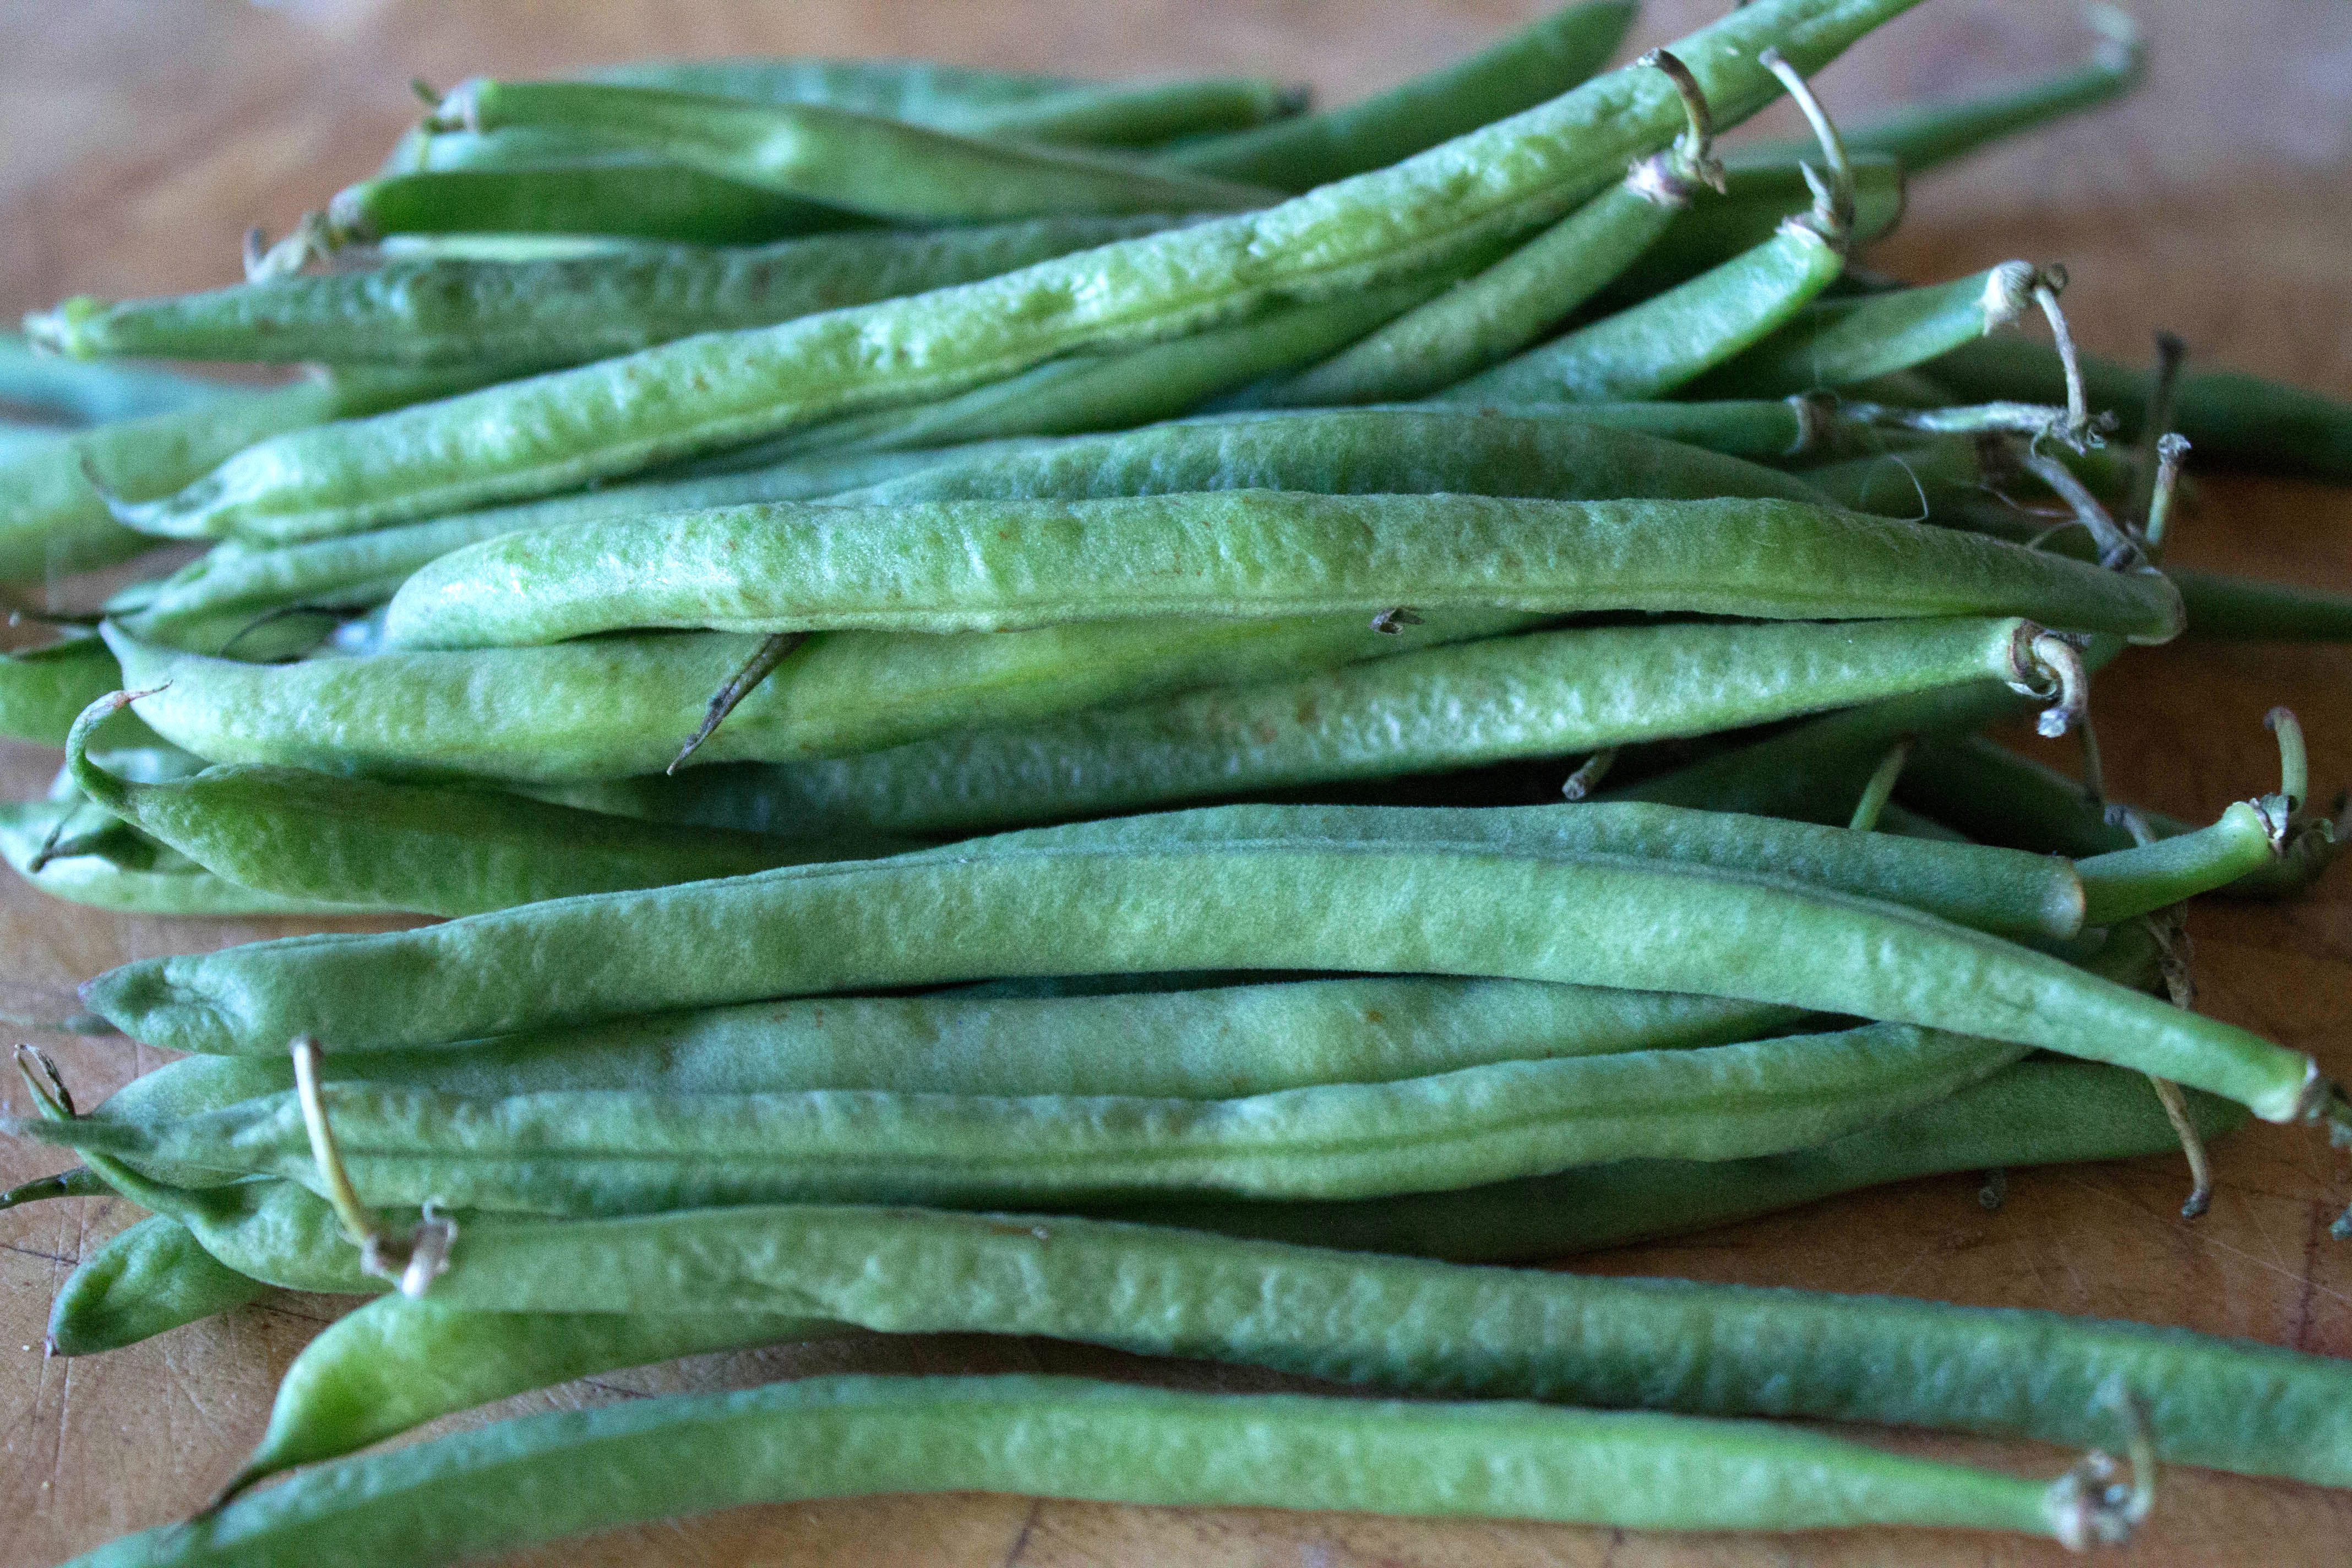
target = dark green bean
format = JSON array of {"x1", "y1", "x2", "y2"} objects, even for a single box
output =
[
  {"x1": 2170, "y1": 565, "x2": 2352, "y2": 641},
  {"x1": 112, "y1": 0, "x2": 1925, "y2": 540},
  {"x1": 0, "y1": 1165, "x2": 112, "y2": 1211},
  {"x1": 71, "y1": 1375, "x2": 2110, "y2": 1566},
  {"x1": 28, "y1": 216, "x2": 1186, "y2": 368},
  {"x1": 1161, "y1": 0, "x2": 1637, "y2": 191},
  {"x1": 102, "y1": 608, "x2": 1532, "y2": 782},
  {"x1": 45, "y1": 1213, "x2": 271, "y2": 1356},
  {"x1": 640, "y1": 616, "x2": 2085, "y2": 838},
  {"x1": 329, "y1": 165, "x2": 852, "y2": 248},
  {"x1": 378, "y1": 491, "x2": 2185, "y2": 649}
]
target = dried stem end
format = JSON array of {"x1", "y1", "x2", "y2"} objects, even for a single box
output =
[
  {"x1": 290, "y1": 1036, "x2": 454, "y2": 1297},
  {"x1": 1758, "y1": 48, "x2": 1855, "y2": 247},
  {"x1": 1625, "y1": 49, "x2": 1728, "y2": 206}
]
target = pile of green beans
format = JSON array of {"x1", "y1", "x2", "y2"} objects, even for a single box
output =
[{"x1": 13, "y1": 2, "x2": 2352, "y2": 1561}]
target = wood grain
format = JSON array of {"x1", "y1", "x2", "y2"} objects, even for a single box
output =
[{"x1": 4, "y1": 3, "x2": 2350, "y2": 1564}]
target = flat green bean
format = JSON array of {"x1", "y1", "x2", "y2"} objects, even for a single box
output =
[
  {"x1": 103, "y1": 608, "x2": 1533, "y2": 782},
  {"x1": 442, "y1": 81, "x2": 1286, "y2": 221},
  {"x1": 113, "y1": 0, "x2": 1924, "y2": 540},
  {"x1": 29, "y1": 215, "x2": 1186, "y2": 368},
  {"x1": 77, "y1": 833, "x2": 2322, "y2": 1121},
  {"x1": 70, "y1": 1375, "x2": 2103, "y2": 1566},
  {"x1": 643, "y1": 616, "x2": 2082, "y2": 837},
  {"x1": 0, "y1": 798, "x2": 360, "y2": 917},
  {"x1": 198, "y1": 1196, "x2": 2339, "y2": 1493},
  {"x1": 45, "y1": 1213, "x2": 270, "y2": 1356},
  {"x1": 379, "y1": 491, "x2": 2185, "y2": 649},
  {"x1": 0, "y1": 634, "x2": 136, "y2": 745},
  {"x1": 1161, "y1": 0, "x2": 1638, "y2": 190}
]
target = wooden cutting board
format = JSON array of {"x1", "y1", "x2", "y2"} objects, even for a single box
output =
[{"x1": 4, "y1": 2, "x2": 2351, "y2": 1563}]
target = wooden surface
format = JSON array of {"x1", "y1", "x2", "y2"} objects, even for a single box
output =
[{"x1": 5, "y1": 2, "x2": 2352, "y2": 1562}]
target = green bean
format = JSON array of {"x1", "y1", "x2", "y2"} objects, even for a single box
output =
[
  {"x1": 1597, "y1": 150, "x2": 1904, "y2": 305},
  {"x1": 380, "y1": 491, "x2": 2184, "y2": 650},
  {"x1": 102, "y1": 608, "x2": 1531, "y2": 782},
  {"x1": 1161, "y1": 0, "x2": 1638, "y2": 191},
  {"x1": 0, "y1": 333, "x2": 224, "y2": 424},
  {"x1": 1603, "y1": 635, "x2": 2129, "y2": 823},
  {"x1": 648, "y1": 617, "x2": 2088, "y2": 838},
  {"x1": 1139, "y1": 1054, "x2": 2234, "y2": 1259},
  {"x1": 60, "y1": 695, "x2": 907, "y2": 917},
  {"x1": 178, "y1": 1196, "x2": 2327, "y2": 1494},
  {"x1": 1746, "y1": 2, "x2": 2143, "y2": 175},
  {"x1": 2, "y1": 366, "x2": 501, "y2": 582},
  {"x1": 837, "y1": 405, "x2": 1836, "y2": 509},
  {"x1": 0, "y1": 633, "x2": 139, "y2": 745},
  {"x1": 2170, "y1": 565, "x2": 2352, "y2": 640},
  {"x1": 2076, "y1": 801, "x2": 2286, "y2": 924},
  {"x1": 0, "y1": 798, "x2": 361, "y2": 917},
  {"x1": 582, "y1": 60, "x2": 1300, "y2": 144},
  {"x1": 41, "y1": 1022, "x2": 2027, "y2": 1213},
  {"x1": 1434, "y1": 50, "x2": 1856, "y2": 406},
  {"x1": 214, "y1": 1053, "x2": 2224, "y2": 1489},
  {"x1": 102, "y1": 978, "x2": 1797, "y2": 1119},
  {"x1": 1685, "y1": 262, "x2": 2043, "y2": 398},
  {"x1": 113, "y1": 0, "x2": 1924, "y2": 540},
  {"x1": 330, "y1": 165, "x2": 852, "y2": 248},
  {"x1": 975, "y1": 799, "x2": 2090, "y2": 942},
  {"x1": 1929, "y1": 331, "x2": 2352, "y2": 483},
  {"x1": 45, "y1": 1213, "x2": 270, "y2": 1357},
  {"x1": 28, "y1": 215, "x2": 1187, "y2": 368},
  {"x1": 77, "y1": 831, "x2": 2324, "y2": 1123},
  {"x1": 0, "y1": 1166, "x2": 112, "y2": 1211},
  {"x1": 230, "y1": 1303, "x2": 835, "y2": 1495},
  {"x1": 72, "y1": 1375, "x2": 2121, "y2": 1566},
  {"x1": 1249, "y1": 45, "x2": 1725, "y2": 407},
  {"x1": 111, "y1": 446, "x2": 955, "y2": 657},
  {"x1": 731, "y1": 273, "x2": 1462, "y2": 467},
  {"x1": 438, "y1": 81, "x2": 1285, "y2": 222}
]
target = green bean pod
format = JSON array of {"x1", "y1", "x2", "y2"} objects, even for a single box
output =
[
  {"x1": 0, "y1": 634, "x2": 136, "y2": 745},
  {"x1": 641, "y1": 616, "x2": 2084, "y2": 837},
  {"x1": 2076, "y1": 800, "x2": 2285, "y2": 923},
  {"x1": 39, "y1": 1022, "x2": 2026, "y2": 1212},
  {"x1": 70, "y1": 1375, "x2": 2106, "y2": 1567},
  {"x1": 78, "y1": 833, "x2": 2321, "y2": 1121},
  {"x1": 27, "y1": 215, "x2": 1186, "y2": 368},
  {"x1": 101, "y1": 976, "x2": 1798, "y2": 1114},
  {"x1": 45, "y1": 1213, "x2": 270, "y2": 1357},
  {"x1": 112, "y1": 445, "x2": 953, "y2": 656},
  {"x1": 0, "y1": 798, "x2": 360, "y2": 917},
  {"x1": 443, "y1": 81, "x2": 1285, "y2": 221},
  {"x1": 213, "y1": 1055, "x2": 2229, "y2": 1487},
  {"x1": 61, "y1": 696, "x2": 908, "y2": 917},
  {"x1": 839, "y1": 405, "x2": 1835, "y2": 508},
  {"x1": 112, "y1": 0, "x2": 1925, "y2": 539},
  {"x1": 1435, "y1": 215, "x2": 1848, "y2": 404},
  {"x1": 1598, "y1": 151, "x2": 1904, "y2": 303},
  {"x1": 1, "y1": 366, "x2": 502, "y2": 581},
  {"x1": 0, "y1": 332, "x2": 224, "y2": 424},
  {"x1": 1685, "y1": 261, "x2": 2039, "y2": 398},
  {"x1": 1160, "y1": 0, "x2": 1638, "y2": 190},
  {"x1": 380, "y1": 491, "x2": 2185, "y2": 649},
  {"x1": 2170, "y1": 566, "x2": 2352, "y2": 641},
  {"x1": 579, "y1": 57, "x2": 1092, "y2": 116},
  {"x1": 194, "y1": 1197, "x2": 2350, "y2": 1494},
  {"x1": 330, "y1": 165, "x2": 852, "y2": 248},
  {"x1": 101, "y1": 609, "x2": 1532, "y2": 782},
  {"x1": 1928, "y1": 333, "x2": 2352, "y2": 484}
]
